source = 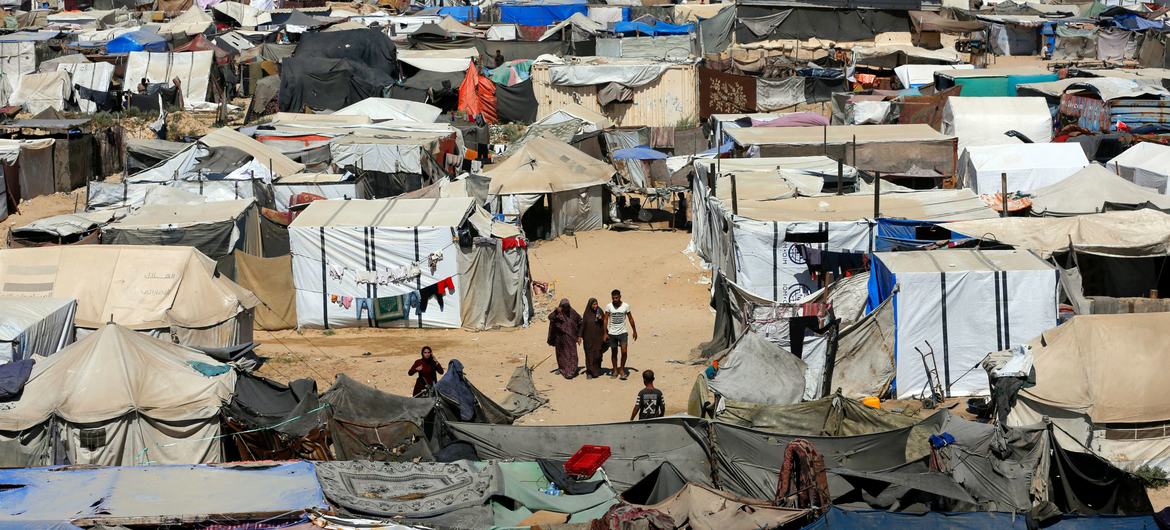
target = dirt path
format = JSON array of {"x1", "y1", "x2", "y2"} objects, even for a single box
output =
[{"x1": 255, "y1": 228, "x2": 714, "y2": 425}]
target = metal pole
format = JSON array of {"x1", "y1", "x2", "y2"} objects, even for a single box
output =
[
  {"x1": 873, "y1": 171, "x2": 881, "y2": 219},
  {"x1": 837, "y1": 159, "x2": 844, "y2": 195},
  {"x1": 1001, "y1": 172, "x2": 1008, "y2": 218}
]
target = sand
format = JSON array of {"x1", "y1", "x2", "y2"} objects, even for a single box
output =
[{"x1": 254, "y1": 228, "x2": 714, "y2": 425}]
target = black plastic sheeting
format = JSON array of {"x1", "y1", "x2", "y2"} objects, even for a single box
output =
[
  {"x1": 225, "y1": 372, "x2": 326, "y2": 438},
  {"x1": 279, "y1": 28, "x2": 399, "y2": 112},
  {"x1": 734, "y1": 7, "x2": 909, "y2": 43},
  {"x1": 1049, "y1": 429, "x2": 1153, "y2": 516},
  {"x1": 495, "y1": 78, "x2": 538, "y2": 124},
  {"x1": 319, "y1": 374, "x2": 438, "y2": 461}
]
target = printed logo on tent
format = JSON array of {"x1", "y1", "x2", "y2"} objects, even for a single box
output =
[
  {"x1": 785, "y1": 245, "x2": 806, "y2": 265},
  {"x1": 785, "y1": 284, "x2": 810, "y2": 303}
]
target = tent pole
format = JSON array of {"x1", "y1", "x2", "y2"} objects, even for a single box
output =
[
  {"x1": 837, "y1": 159, "x2": 843, "y2": 195},
  {"x1": 1001, "y1": 172, "x2": 1007, "y2": 218},
  {"x1": 730, "y1": 173, "x2": 738, "y2": 216},
  {"x1": 873, "y1": 171, "x2": 880, "y2": 219}
]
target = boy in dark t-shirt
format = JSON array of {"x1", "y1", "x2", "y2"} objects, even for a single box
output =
[{"x1": 631, "y1": 370, "x2": 665, "y2": 420}]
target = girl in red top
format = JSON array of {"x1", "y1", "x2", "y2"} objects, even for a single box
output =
[{"x1": 408, "y1": 346, "x2": 444, "y2": 397}]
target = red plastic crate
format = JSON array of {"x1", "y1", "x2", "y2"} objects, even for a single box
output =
[{"x1": 564, "y1": 445, "x2": 611, "y2": 478}]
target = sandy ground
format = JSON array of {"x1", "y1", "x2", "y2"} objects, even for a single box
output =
[
  {"x1": 254, "y1": 228, "x2": 715, "y2": 425},
  {"x1": 0, "y1": 189, "x2": 88, "y2": 246}
]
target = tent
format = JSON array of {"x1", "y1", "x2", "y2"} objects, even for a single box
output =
[
  {"x1": 56, "y1": 61, "x2": 114, "y2": 113},
  {"x1": 106, "y1": 29, "x2": 167, "y2": 54},
  {"x1": 958, "y1": 143, "x2": 1089, "y2": 194},
  {"x1": 0, "y1": 324, "x2": 236, "y2": 467},
  {"x1": 0, "y1": 245, "x2": 258, "y2": 348},
  {"x1": 1106, "y1": 142, "x2": 1170, "y2": 193},
  {"x1": 0, "y1": 462, "x2": 327, "y2": 527},
  {"x1": 8, "y1": 71, "x2": 70, "y2": 113},
  {"x1": 279, "y1": 28, "x2": 399, "y2": 112},
  {"x1": 1029, "y1": 164, "x2": 1170, "y2": 216},
  {"x1": 867, "y1": 249, "x2": 1059, "y2": 399},
  {"x1": 289, "y1": 197, "x2": 530, "y2": 329},
  {"x1": 725, "y1": 124, "x2": 958, "y2": 175},
  {"x1": 272, "y1": 172, "x2": 357, "y2": 211},
  {"x1": 499, "y1": 0, "x2": 587, "y2": 26},
  {"x1": 894, "y1": 64, "x2": 974, "y2": 89},
  {"x1": 334, "y1": 97, "x2": 442, "y2": 123},
  {"x1": 942, "y1": 97, "x2": 1052, "y2": 154},
  {"x1": 1006, "y1": 313, "x2": 1170, "y2": 472},
  {"x1": 329, "y1": 133, "x2": 457, "y2": 198},
  {"x1": 944, "y1": 209, "x2": 1170, "y2": 259},
  {"x1": 0, "y1": 296, "x2": 75, "y2": 362},
  {"x1": 100, "y1": 199, "x2": 262, "y2": 278},
  {"x1": 318, "y1": 373, "x2": 437, "y2": 460},
  {"x1": 704, "y1": 331, "x2": 807, "y2": 406},
  {"x1": 932, "y1": 66, "x2": 1057, "y2": 97},
  {"x1": 485, "y1": 137, "x2": 615, "y2": 240},
  {"x1": 124, "y1": 50, "x2": 214, "y2": 106},
  {"x1": 222, "y1": 372, "x2": 329, "y2": 460}
]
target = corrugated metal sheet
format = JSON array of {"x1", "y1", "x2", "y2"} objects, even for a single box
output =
[
  {"x1": 530, "y1": 63, "x2": 699, "y2": 127},
  {"x1": 595, "y1": 36, "x2": 695, "y2": 59}
]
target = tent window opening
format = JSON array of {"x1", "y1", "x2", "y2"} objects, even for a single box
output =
[
  {"x1": 78, "y1": 428, "x2": 106, "y2": 450},
  {"x1": 1100, "y1": 421, "x2": 1170, "y2": 441}
]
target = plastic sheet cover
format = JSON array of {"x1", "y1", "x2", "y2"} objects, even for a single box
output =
[{"x1": 123, "y1": 51, "x2": 214, "y2": 106}]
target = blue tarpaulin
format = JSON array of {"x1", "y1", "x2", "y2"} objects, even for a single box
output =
[
  {"x1": 802, "y1": 508, "x2": 1159, "y2": 529},
  {"x1": 499, "y1": 2, "x2": 587, "y2": 26},
  {"x1": 612, "y1": 146, "x2": 668, "y2": 160},
  {"x1": 614, "y1": 20, "x2": 694, "y2": 35},
  {"x1": 0, "y1": 462, "x2": 329, "y2": 526},
  {"x1": 438, "y1": 6, "x2": 480, "y2": 22},
  {"x1": 874, "y1": 218, "x2": 971, "y2": 252},
  {"x1": 106, "y1": 30, "x2": 167, "y2": 54}
]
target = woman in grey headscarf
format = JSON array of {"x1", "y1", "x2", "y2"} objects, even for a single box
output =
[{"x1": 547, "y1": 298, "x2": 582, "y2": 379}]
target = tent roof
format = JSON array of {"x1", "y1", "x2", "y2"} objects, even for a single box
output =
[
  {"x1": 0, "y1": 324, "x2": 235, "y2": 430},
  {"x1": 933, "y1": 66, "x2": 1049, "y2": 79},
  {"x1": 0, "y1": 245, "x2": 258, "y2": 329},
  {"x1": 268, "y1": 112, "x2": 372, "y2": 127},
  {"x1": 1017, "y1": 77, "x2": 1170, "y2": 101},
  {"x1": 106, "y1": 199, "x2": 254, "y2": 229},
  {"x1": 944, "y1": 209, "x2": 1170, "y2": 258},
  {"x1": 485, "y1": 137, "x2": 615, "y2": 194},
  {"x1": 1021, "y1": 313, "x2": 1170, "y2": 423},
  {"x1": 1029, "y1": 164, "x2": 1170, "y2": 216},
  {"x1": 200, "y1": 127, "x2": 304, "y2": 177},
  {"x1": 1107, "y1": 141, "x2": 1170, "y2": 173},
  {"x1": 961, "y1": 143, "x2": 1089, "y2": 171},
  {"x1": 0, "y1": 297, "x2": 74, "y2": 342},
  {"x1": 709, "y1": 331, "x2": 806, "y2": 406},
  {"x1": 276, "y1": 172, "x2": 351, "y2": 184},
  {"x1": 334, "y1": 98, "x2": 442, "y2": 124},
  {"x1": 726, "y1": 124, "x2": 954, "y2": 147},
  {"x1": 874, "y1": 249, "x2": 1053, "y2": 274},
  {"x1": 289, "y1": 197, "x2": 475, "y2": 228},
  {"x1": 728, "y1": 189, "x2": 996, "y2": 222}
]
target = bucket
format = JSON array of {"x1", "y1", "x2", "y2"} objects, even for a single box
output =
[{"x1": 862, "y1": 396, "x2": 881, "y2": 409}]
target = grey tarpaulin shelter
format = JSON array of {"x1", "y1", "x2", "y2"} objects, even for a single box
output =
[
  {"x1": 0, "y1": 245, "x2": 258, "y2": 349},
  {"x1": 485, "y1": 137, "x2": 616, "y2": 240},
  {"x1": 319, "y1": 373, "x2": 438, "y2": 461},
  {"x1": 0, "y1": 324, "x2": 236, "y2": 467},
  {"x1": 0, "y1": 296, "x2": 75, "y2": 363},
  {"x1": 101, "y1": 198, "x2": 263, "y2": 279},
  {"x1": 725, "y1": 124, "x2": 959, "y2": 176}
]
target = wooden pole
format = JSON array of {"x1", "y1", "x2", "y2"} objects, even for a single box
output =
[
  {"x1": 1001, "y1": 172, "x2": 1008, "y2": 218},
  {"x1": 730, "y1": 174, "x2": 739, "y2": 216},
  {"x1": 873, "y1": 171, "x2": 881, "y2": 219}
]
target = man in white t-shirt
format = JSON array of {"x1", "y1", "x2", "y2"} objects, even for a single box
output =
[{"x1": 603, "y1": 288, "x2": 638, "y2": 380}]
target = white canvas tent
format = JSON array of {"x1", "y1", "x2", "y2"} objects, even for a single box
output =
[
  {"x1": 123, "y1": 50, "x2": 214, "y2": 107},
  {"x1": 485, "y1": 137, "x2": 615, "y2": 240},
  {"x1": 334, "y1": 98, "x2": 443, "y2": 124},
  {"x1": 290, "y1": 197, "x2": 524, "y2": 329},
  {"x1": 894, "y1": 63, "x2": 973, "y2": 88},
  {"x1": 8, "y1": 71, "x2": 70, "y2": 113},
  {"x1": 272, "y1": 173, "x2": 357, "y2": 211},
  {"x1": 1006, "y1": 313, "x2": 1170, "y2": 471},
  {"x1": 0, "y1": 296, "x2": 75, "y2": 363},
  {"x1": 0, "y1": 324, "x2": 236, "y2": 468},
  {"x1": 958, "y1": 143, "x2": 1089, "y2": 194},
  {"x1": 942, "y1": 97, "x2": 1052, "y2": 154},
  {"x1": 56, "y1": 61, "x2": 114, "y2": 113},
  {"x1": 0, "y1": 246, "x2": 258, "y2": 348},
  {"x1": 1029, "y1": 164, "x2": 1170, "y2": 216},
  {"x1": 868, "y1": 249, "x2": 1058, "y2": 399},
  {"x1": 1106, "y1": 142, "x2": 1170, "y2": 193}
]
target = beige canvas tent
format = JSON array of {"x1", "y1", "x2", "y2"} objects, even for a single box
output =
[
  {"x1": 944, "y1": 209, "x2": 1170, "y2": 258},
  {"x1": 0, "y1": 324, "x2": 236, "y2": 467},
  {"x1": 1006, "y1": 313, "x2": 1170, "y2": 472},
  {"x1": 485, "y1": 137, "x2": 615, "y2": 240},
  {"x1": 0, "y1": 245, "x2": 258, "y2": 348}
]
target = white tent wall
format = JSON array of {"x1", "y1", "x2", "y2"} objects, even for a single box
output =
[
  {"x1": 942, "y1": 97, "x2": 1052, "y2": 154},
  {"x1": 882, "y1": 256, "x2": 1059, "y2": 399},
  {"x1": 730, "y1": 218, "x2": 870, "y2": 303},
  {"x1": 1107, "y1": 142, "x2": 1170, "y2": 190},
  {"x1": 273, "y1": 182, "x2": 358, "y2": 210},
  {"x1": 57, "y1": 62, "x2": 114, "y2": 113},
  {"x1": 9, "y1": 71, "x2": 70, "y2": 113},
  {"x1": 958, "y1": 143, "x2": 1089, "y2": 194},
  {"x1": 0, "y1": 297, "x2": 76, "y2": 363},
  {"x1": 124, "y1": 50, "x2": 213, "y2": 106},
  {"x1": 290, "y1": 225, "x2": 463, "y2": 329},
  {"x1": 1134, "y1": 166, "x2": 1170, "y2": 194},
  {"x1": 0, "y1": 42, "x2": 36, "y2": 99}
]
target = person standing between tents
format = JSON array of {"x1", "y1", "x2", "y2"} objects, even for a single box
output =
[
  {"x1": 547, "y1": 299, "x2": 582, "y2": 379},
  {"x1": 474, "y1": 114, "x2": 490, "y2": 163},
  {"x1": 494, "y1": 49, "x2": 506, "y2": 69},
  {"x1": 580, "y1": 298, "x2": 606, "y2": 379},
  {"x1": 630, "y1": 370, "x2": 664, "y2": 420},
  {"x1": 603, "y1": 289, "x2": 637, "y2": 380},
  {"x1": 408, "y1": 346, "x2": 444, "y2": 397}
]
